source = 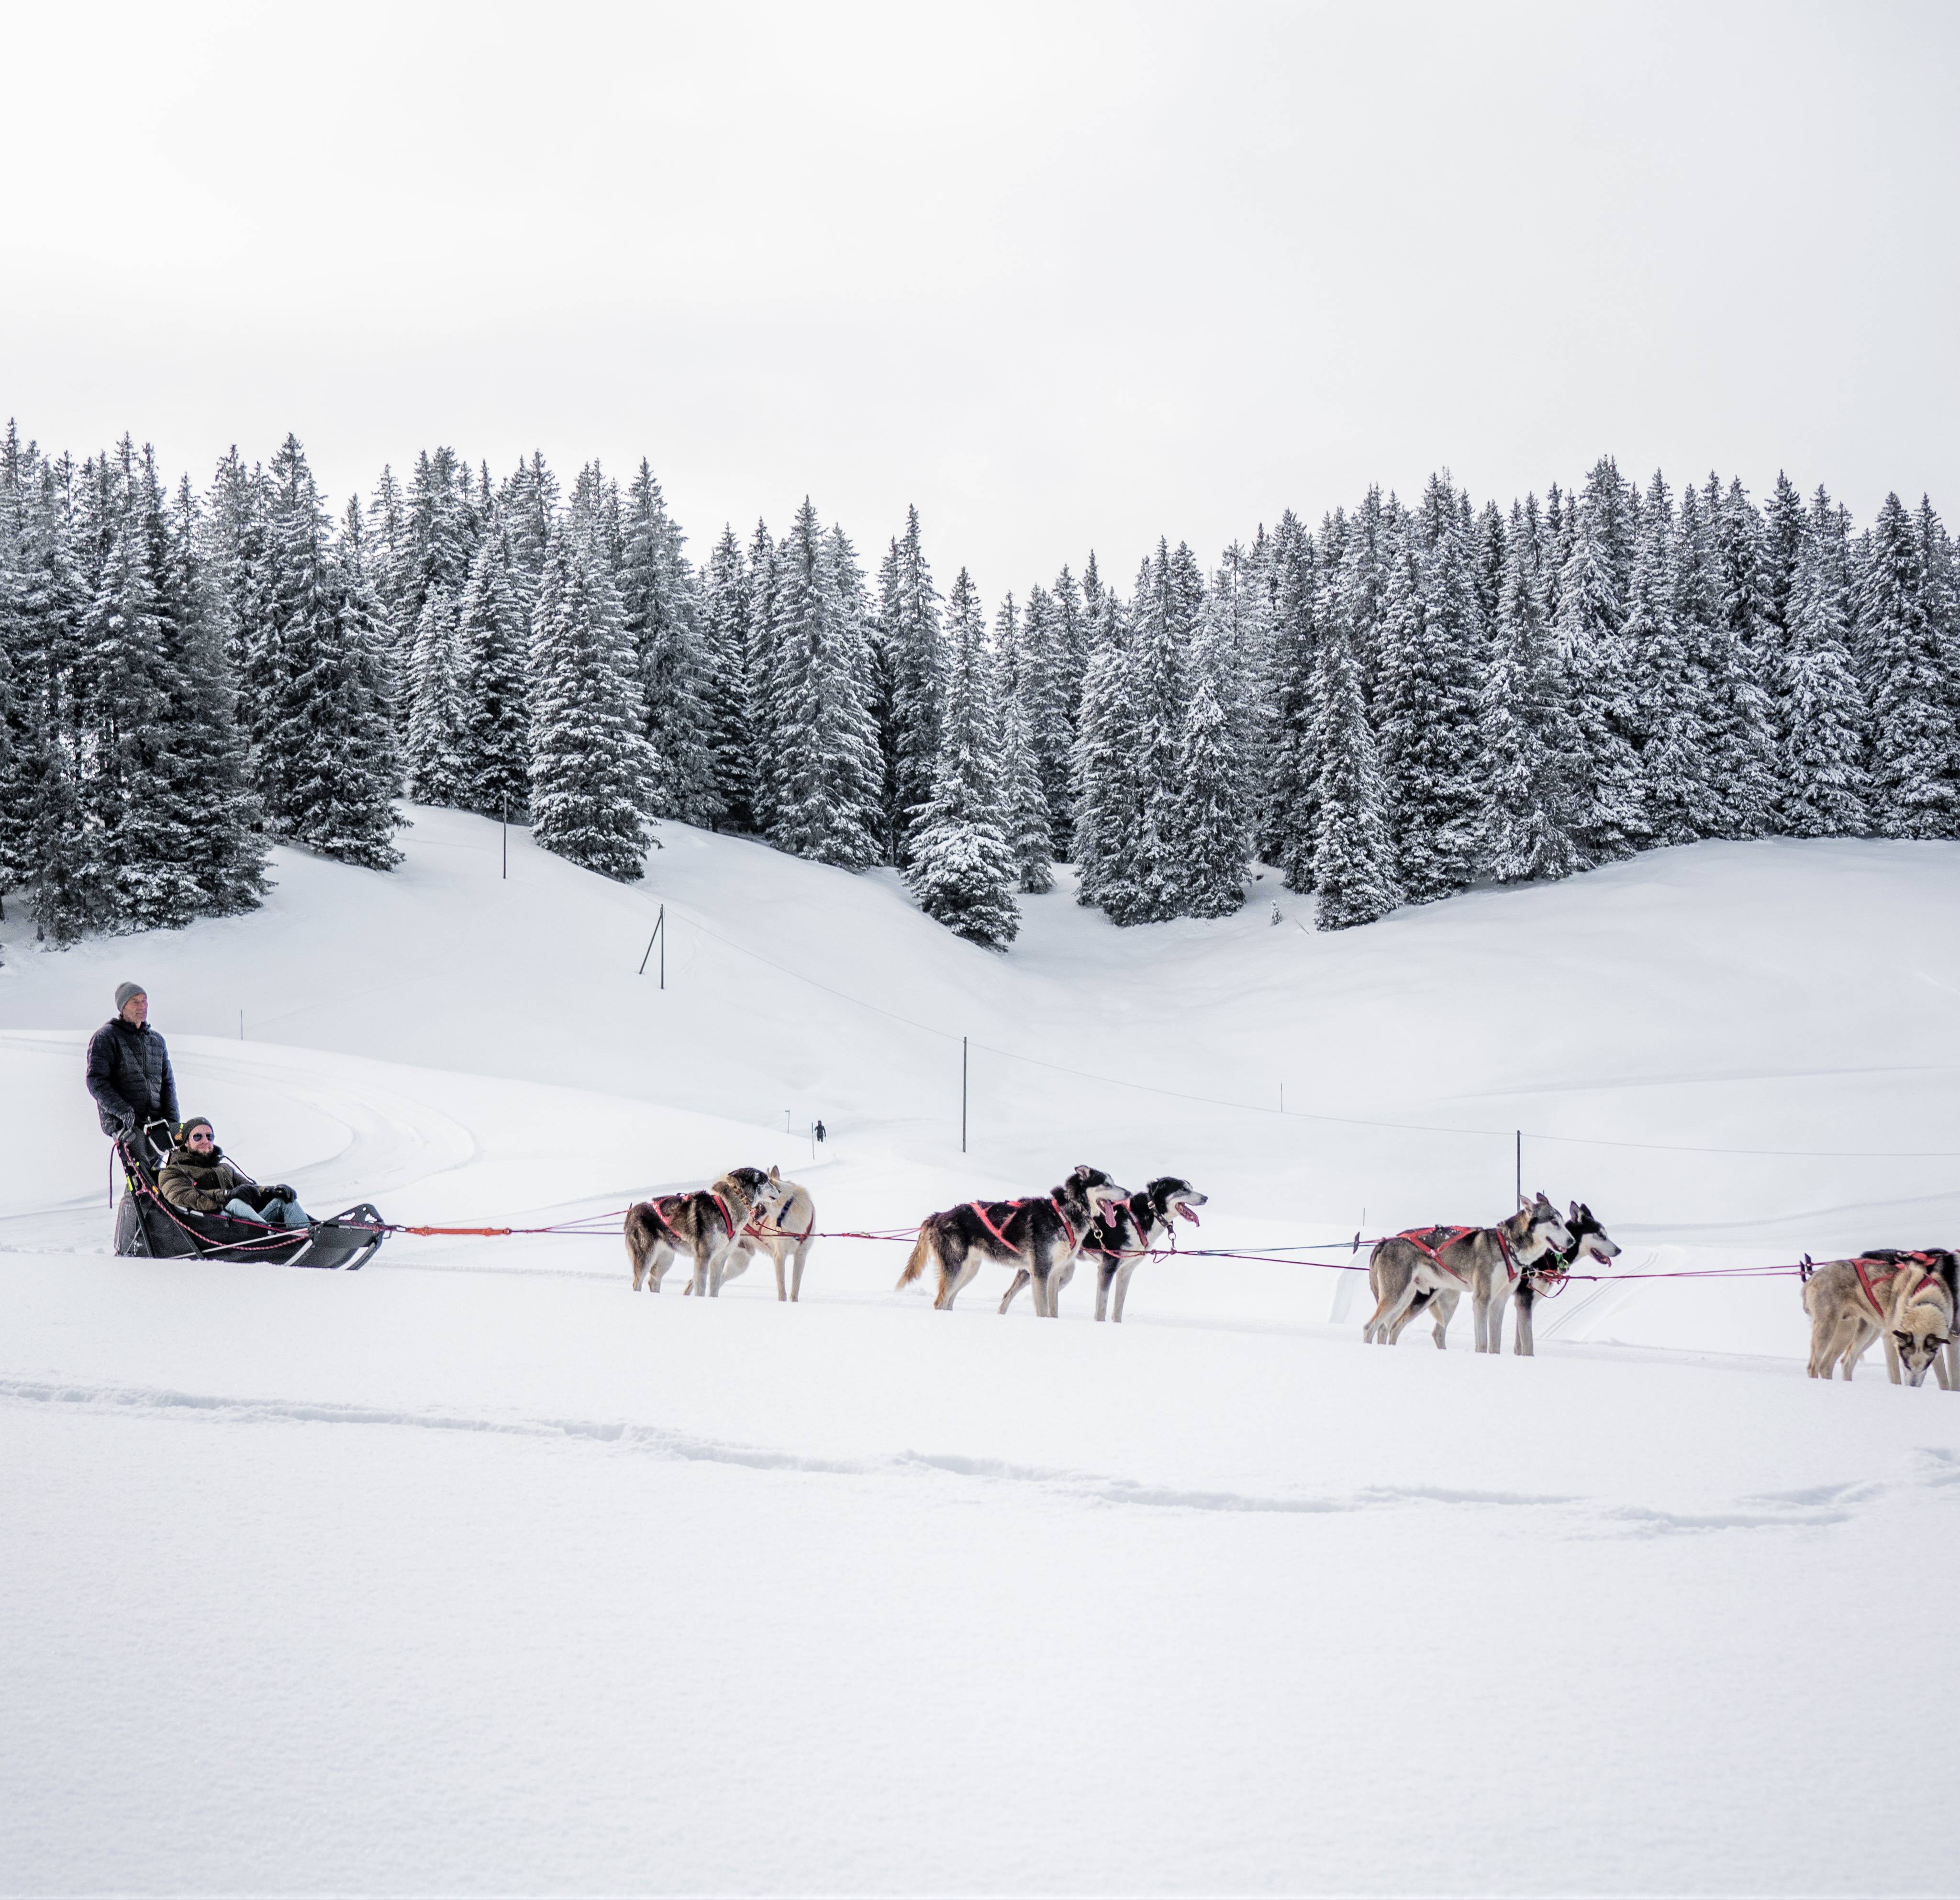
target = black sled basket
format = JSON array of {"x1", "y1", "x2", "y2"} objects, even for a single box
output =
[{"x1": 113, "y1": 1137, "x2": 386, "y2": 1271}]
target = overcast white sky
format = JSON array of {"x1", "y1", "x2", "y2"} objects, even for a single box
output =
[{"x1": 7, "y1": 0, "x2": 1957, "y2": 598}]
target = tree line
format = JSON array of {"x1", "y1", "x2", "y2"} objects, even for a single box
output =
[{"x1": 1, "y1": 426, "x2": 1953, "y2": 954}]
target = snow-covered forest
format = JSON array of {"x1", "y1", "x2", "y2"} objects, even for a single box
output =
[{"x1": 1, "y1": 424, "x2": 1952, "y2": 951}]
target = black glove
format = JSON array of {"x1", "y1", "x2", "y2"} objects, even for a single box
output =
[{"x1": 270, "y1": 1185, "x2": 295, "y2": 1202}]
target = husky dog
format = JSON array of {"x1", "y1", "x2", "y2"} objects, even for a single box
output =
[
  {"x1": 1509, "y1": 1202, "x2": 1621, "y2": 1356},
  {"x1": 625, "y1": 1166, "x2": 785, "y2": 1295},
  {"x1": 1362, "y1": 1192, "x2": 1574, "y2": 1352},
  {"x1": 897, "y1": 1165, "x2": 1126, "y2": 1316},
  {"x1": 1803, "y1": 1251, "x2": 1956, "y2": 1387},
  {"x1": 716, "y1": 1167, "x2": 817, "y2": 1301},
  {"x1": 997, "y1": 1177, "x2": 1208, "y2": 1321}
]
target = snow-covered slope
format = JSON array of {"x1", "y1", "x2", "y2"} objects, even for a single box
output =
[{"x1": 2, "y1": 813, "x2": 1958, "y2": 1894}]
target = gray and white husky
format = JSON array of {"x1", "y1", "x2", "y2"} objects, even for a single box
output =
[
  {"x1": 997, "y1": 1176, "x2": 1208, "y2": 1321},
  {"x1": 715, "y1": 1167, "x2": 818, "y2": 1301},
  {"x1": 1508, "y1": 1202, "x2": 1620, "y2": 1356},
  {"x1": 897, "y1": 1165, "x2": 1127, "y2": 1315},
  {"x1": 624, "y1": 1167, "x2": 787, "y2": 1296},
  {"x1": 1363, "y1": 1192, "x2": 1574, "y2": 1352},
  {"x1": 1802, "y1": 1250, "x2": 1956, "y2": 1387}
]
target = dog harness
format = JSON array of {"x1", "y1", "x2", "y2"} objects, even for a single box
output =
[
  {"x1": 1850, "y1": 1255, "x2": 1941, "y2": 1318},
  {"x1": 646, "y1": 1189, "x2": 741, "y2": 1239},
  {"x1": 1396, "y1": 1225, "x2": 1478, "y2": 1285},
  {"x1": 966, "y1": 1196, "x2": 1079, "y2": 1257}
]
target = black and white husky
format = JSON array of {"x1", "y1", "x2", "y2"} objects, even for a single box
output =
[
  {"x1": 897, "y1": 1165, "x2": 1126, "y2": 1315},
  {"x1": 1362, "y1": 1192, "x2": 1573, "y2": 1352},
  {"x1": 1510, "y1": 1201, "x2": 1621, "y2": 1356},
  {"x1": 998, "y1": 1176, "x2": 1209, "y2": 1321},
  {"x1": 624, "y1": 1167, "x2": 786, "y2": 1296}
]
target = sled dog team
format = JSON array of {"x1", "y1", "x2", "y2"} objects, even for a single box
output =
[{"x1": 623, "y1": 1163, "x2": 1959, "y2": 1386}]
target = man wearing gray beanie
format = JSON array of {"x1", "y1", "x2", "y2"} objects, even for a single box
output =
[{"x1": 86, "y1": 983, "x2": 178, "y2": 1161}]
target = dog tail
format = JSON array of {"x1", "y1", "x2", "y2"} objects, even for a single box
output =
[
  {"x1": 897, "y1": 1222, "x2": 934, "y2": 1291},
  {"x1": 624, "y1": 1202, "x2": 660, "y2": 1278}
]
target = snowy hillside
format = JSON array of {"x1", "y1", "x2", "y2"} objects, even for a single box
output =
[{"x1": 3, "y1": 814, "x2": 1959, "y2": 1893}]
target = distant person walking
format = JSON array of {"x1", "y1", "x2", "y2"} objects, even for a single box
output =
[
  {"x1": 86, "y1": 983, "x2": 178, "y2": 1162},
  {"x1": 814, "y1": 1119, "x2": 827, "y2": 1144}
]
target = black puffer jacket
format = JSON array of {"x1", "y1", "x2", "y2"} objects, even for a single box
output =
[{"x1": 85, "y1": 1017, "x2": 179, "y2": 1139}]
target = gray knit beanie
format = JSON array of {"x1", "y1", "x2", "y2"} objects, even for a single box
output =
[{"x1": 114, "y1": 982, "x2": 146, "y2": 1011}]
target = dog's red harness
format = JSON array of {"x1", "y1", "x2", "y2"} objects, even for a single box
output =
[
  {"x1": 646, "y1": 1189, "x2": 741, "y2": 1241},
  {"x1": 1851, "y1": 1256, "x2": 1942, "y2": 1318},
  {"x1": 1396, "y1": 1225, "x2": 1478, "y2": 1285},
  {"x1": 966, "y1": 1196, "x2": 1079, "y2": 1257}
]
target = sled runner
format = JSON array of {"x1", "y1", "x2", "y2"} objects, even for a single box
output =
[{"x1": 111, "y1": 1136, "x2": 386, "y2": 1271}]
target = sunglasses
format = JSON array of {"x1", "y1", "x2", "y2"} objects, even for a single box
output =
[{"x1": 188, "y1": 1130, "x2": 215, "y2": 1142}]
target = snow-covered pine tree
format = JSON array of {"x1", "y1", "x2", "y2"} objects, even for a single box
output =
[
  {"x1": 1624, "y1": 475, "x2": 1704, "y2": 847},
  {"x1": 998, "y1": 687, "x2": 1053, "y2": 895},
  {"x1": 1312, "y1": 562, "x2": 1399, "y2": 931},
  {"x1": 251, "y1": 437, "x2": 404, "y2": 868},
  {"x1": 1342, "y1": 486, "x2": 1390, "y2": 706},
  {"x1": 1015, "y1": 581, "x2": 1076, "y2": 855},
  {"x1": 527, "y1": 526, "x2": 652, "y2": 880},
  {"x1": 1070, "y1": 588, "x2": 1147, "y2": 922},
  {"x1": 1125, "y1": 541, "x2": 1189, "y2": 918},
  {"x1": 1260, "y1": 511, "x2": 1322, "y2": 891},
  {"x1": 905, "y1": 567, "x2": 1019, "y2": 947},
  {"x1": 160, "y1": 471, "x2": 265, "y2": 914},
  {"x1": 1553, "y1": 460, "x2": 1646, "y2": 863},
  {"x1": 1175, "y1": 664, "x2": 1250, "y2": 919},
  {"x1": 497, "y1": 452, "x2": 559, "y2": 627},
  {"x1": 744, "y1": 520, "x2": 781, "y2": 838},
  {"x1": 1857, "y1": 491, "x2": 1955, "y2": 838},
  {"x1": 1916, "y1": 496, "x2": 1960, "y2": 763},
  {"x1": 1704, "y1": 477, "x2": 1779, "y2": 836},
  {"x1": 870, "y1": 506, "x2": 943, "y2": 867},
  {"x1": 75, "y1": 444, "x2": 203, "y2": 928},
  {"x1": 698, "y1": 526, "x2": 756, "y2": 830},
  {"x1": 395, "y1": 447, "x2": 474, "y2": 730},
  {"x1": 454, "y1": 526, "x2": 529, "y2": 819},
  {"x1": 764, "y1": 502, "x2": 882, "y2": 868},
  {"x1": 1760, "y1": 471, "x2": 1808, "y2": 656},
  {"x1": 1377, "y1": 476, "x2": 1487, "y2": 901},
  {"x1": 1777, "y1": 519, "x2": 1870, "y2": 838},
  {"x1": 405, "y1": 584, "x2": 468, "y2": 806},
  {"x1": 1, "y1": 446, "x2": 102, "y2": 940},
  {"x1": 619, "y1": 461, "x2": 719, "y2": 828},
  {"x1": 1481, "y1": 496, "x2": 1577, "y2": 883}
]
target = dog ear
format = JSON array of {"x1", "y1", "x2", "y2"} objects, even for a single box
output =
[
  {"x1": 1568, "y1": 1200, "x2": 1580, "y2": 1220},
  {"x1": 769, "y1": 1165, "x2": 780, "y2": 1182}
]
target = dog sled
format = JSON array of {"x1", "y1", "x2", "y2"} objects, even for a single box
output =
[{"x1": 111, "y1": 1134, "x2": 387, "y2": 1271}]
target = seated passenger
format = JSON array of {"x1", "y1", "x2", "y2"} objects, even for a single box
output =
[{"x1": 157, "y1": 1119, "x2": 312, "y2": 1230}]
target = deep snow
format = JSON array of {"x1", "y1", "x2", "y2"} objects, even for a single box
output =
[{"x1": 2, "y1": 810, "x2": 1958, "y2": 1894}]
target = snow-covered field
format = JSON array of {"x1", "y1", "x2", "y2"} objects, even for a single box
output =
[{"x1": 3, "y1": 811, "x2": 1959, "y2": 1894}]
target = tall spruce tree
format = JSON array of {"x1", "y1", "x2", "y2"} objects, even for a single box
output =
[
  {"x1": 998, "y1": 688, "x2": 1054, "y2": 895},
  {"x1": 1778, "y1": 522, "x2": 1870, "y2": 837},
  {"x1": 1554, "y1": 459, "x2": 1646, "y2": 862},
  {"x1": 1626, "y1": 476, "x2": 1704, "y2": 847},
  {"x1": 764, "y1": 502, "x2": 881, "y2": 868},
  {"x1": 527, "y1": 528, "x2": 652, "y2": 880},
  {"x1": 1261, "y1": 511, "x2": 1322, "y2": 891},
  {"x1": 871, "y1": 506, "x2": 943, "y2": 866},
  {"x1": 906, "y1": 567, "x2": 1019, "y2": 947},
  {"x1": 1481, "y1": 497, "x2": 1577, "y2": 883},
  {"x1": 454, "y1": 525, "x2": 529, "y2": 819},
  {"x1": 1174, "y1": 662, "x2": 1251, "y2": 919},
  {"x1": 1015, "y1": 581, "x2": 1076, "y2": 855},
  {"x1": 1377, "y1": 478, "x2": 1487, "y2": 900},
  {"x1": 405, "y1": 583, "x2": 468, "y2": 806},
  {"x1": 1312, "y1": 570, "x2": 1399, "y2": 931},
  {"x1": 699, "y1": 526, "x2": 756, "y2": 831},
  {"x1": 1071, "y1": 588, "x2": 1147, "y2": 922},
  {"x1": 619, "y1": 461, "x2": 719, "y2": 828},
  {"x1": 1858, "y1": 491, "x2": 1955, "y2": 838}
]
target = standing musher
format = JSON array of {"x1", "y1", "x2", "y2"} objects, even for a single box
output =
[{"x1": 86, "y1": 982, "x2": 178, "y2": 1165}]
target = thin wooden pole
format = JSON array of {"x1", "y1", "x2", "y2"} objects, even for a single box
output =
[
  {"x1": 659, "y1": 904, "x2": 665, "y2": 989},
  {"x1": 1515, "y1": 1129, "x2": 1522, "y2": 1208},
  {"x1": 501, "y1": 799, "x2": 508, "y2": 879},
  {"x1": 961, "y1": 1036, "x2": 968, "y2": 1154}
]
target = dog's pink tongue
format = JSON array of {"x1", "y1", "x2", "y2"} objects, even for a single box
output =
[{"x1": 1179, "y1": 1205, "x2": 1200, "y2": 1224}]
